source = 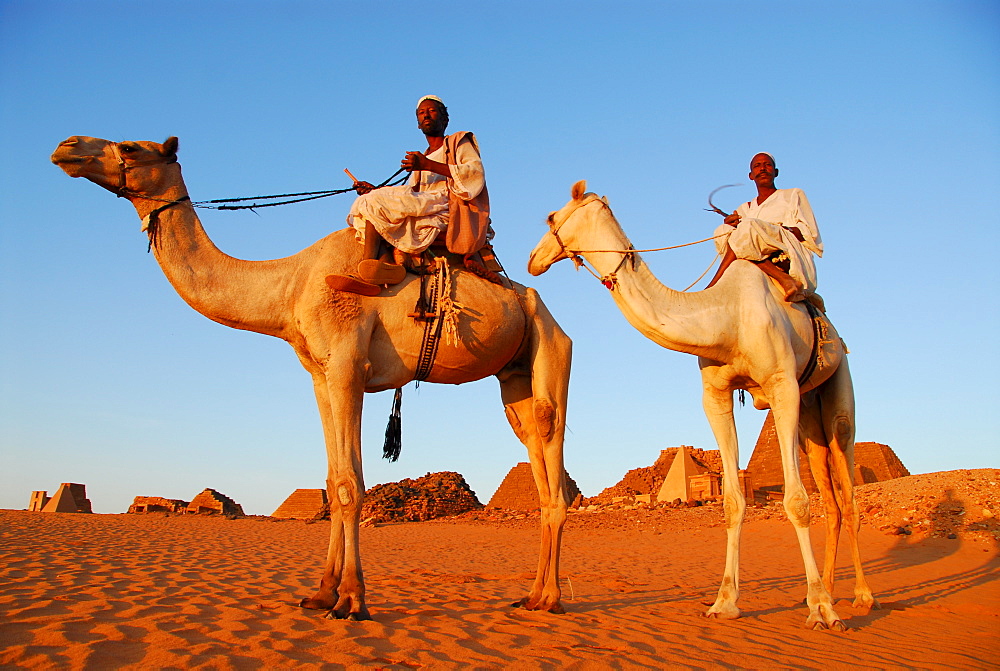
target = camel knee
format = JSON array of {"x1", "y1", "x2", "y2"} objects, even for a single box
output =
[
  {"x1": 328, "y1": 479, "x2": 361, "y2": 512},
  {"x1": 533, "y1": 398, "x2": 556, "y2": 441},
  {"x1": 831, "y1": 415, "x2": 853, "y2": 446},
  {"x1": 723, "y1": 493, "x2": 746, "y2": 529},
  {"x1": 784, "y1": 488, "x2": 811, "y2": 526}
]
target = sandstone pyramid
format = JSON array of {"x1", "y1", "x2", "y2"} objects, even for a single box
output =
[
  {"x1": 272, "y1": 489, "x2": 328, "y2": 519},
  {"x1": 746, "y1": 412, "x2": 818, "y2": 494},
  {"x1": 40, "y1": 483, "x2": 92, "y2": 513},
  {"x1": 854, "y1": 442, "x2": 910, "y2": 483},
  {"x1": 746, "y1": 411, "x2": 909, "y2": 494},
  {"x1": 186, "y1": 488, "x2": 245, "y2": 516},
  {"x1": 592, "y1": 446, "x2": 722, "y2": 504},
  {"x1": 656, "y1": 445, "x2": 708, "y2": 503},
  {"x1": 486, "y1": 462, "x2": 581, "y2": 511}
]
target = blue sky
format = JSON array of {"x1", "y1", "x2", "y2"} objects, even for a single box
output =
[{"x1": 1, "y1": 1, "x2": 997, "y2": 514}]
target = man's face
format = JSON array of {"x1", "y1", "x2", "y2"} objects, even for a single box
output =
[
  {"x1": 416, "y1": 100, "x2": 448, "y2": 136},
  {"x1": 749, "y1": 153, "x2": 778, "y2": 185}
]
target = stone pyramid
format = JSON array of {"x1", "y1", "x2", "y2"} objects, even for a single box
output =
[
  {"x1": 272, "y1": 489, "x2": 328, "y2": 519},
  {"x1": 746, "y1": 411, "x2": 909, "y2": 495},
  {"x1": 487, "y1": 462, "x2": 581, "y2": 511},
  {"x1": 656, "y1": 445, "x2": 707, "y2": 503},
  {"x1": 186, "y1": 488, "x2": 245, "y2": 516},
  {"x1": 745, "y1": 411, "x2": 819, "y2": 494},
  {"x1": 40, "y1": 483, "x2": 92, "y2": 513},
  {"x1": 854, "y1": 442, "x2": 910, "y2": 483}
]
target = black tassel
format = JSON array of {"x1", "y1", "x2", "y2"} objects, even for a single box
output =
[
  {"x1": 382, "y1": 387, "x2": 403, "y2": 462},
  {"x1": 738, "y1": 389, "x2": 746, "y2": 407}
]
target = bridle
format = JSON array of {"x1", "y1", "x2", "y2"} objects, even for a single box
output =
[
  {"x1": 108, "y1": 142, "x2": 179, "y2": 200},
  {"x1": 543, "y1": 192, "x2": 727, "y2": 292},
  {"x1": 107, "y1": 142, "x2": 189, "y2": 252},
  {"x1": 544, "y1": 194, "x2": 637, "y2": 290}
]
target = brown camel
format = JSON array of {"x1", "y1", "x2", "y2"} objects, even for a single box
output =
[{"x1": 51, "y1": 136, "x2": 572, "y2": 620}]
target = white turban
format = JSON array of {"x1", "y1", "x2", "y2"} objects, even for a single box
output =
[
  {"x1": 417, "y1": 95, "x2": 446, "y2": 108},
  {"x1": 753, "y1": 152, "x2": 776, "y2": 166}
]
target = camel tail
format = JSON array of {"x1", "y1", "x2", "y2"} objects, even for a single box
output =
[{"x1": 382, "y1": 387, "x2": 403, "y2": 462}]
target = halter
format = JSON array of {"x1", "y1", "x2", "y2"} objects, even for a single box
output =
[
  {"x1": 107, "y1": 142, "x2": 188, "y2": 252},
  {"x1": 108, "y1": 141, "x2": 179, "y2": 200},
  {"x1": 543, "y1": 193, "x2": 727, "y2": 292},
  {"x1": 544, "y1": 194, "x2": 636, "y2": 290}
]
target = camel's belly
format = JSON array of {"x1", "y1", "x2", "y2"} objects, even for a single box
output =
[{"x1": 366, "y1": 275, "x2": 527, "y2": 389}]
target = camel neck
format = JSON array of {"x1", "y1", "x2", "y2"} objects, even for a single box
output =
[
  {"x1": 139, "y1": 195, "x2": 292, "y2": 339},
  {"x1": 572, "y1": 209, "x2": 734, "y2": 359}
]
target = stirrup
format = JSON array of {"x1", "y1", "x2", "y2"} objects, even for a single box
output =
[{"x1": 358, "y1": 259, "x2": 406, "y2": 285}]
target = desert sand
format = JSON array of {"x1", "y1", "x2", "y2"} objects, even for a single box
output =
[{"x1": 2, "y1": 469, "x2": 998, "y2": 669}]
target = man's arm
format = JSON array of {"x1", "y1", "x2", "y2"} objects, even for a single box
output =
[{"x1": 401, "y1": 151, "x2": 452, "y2": 177}]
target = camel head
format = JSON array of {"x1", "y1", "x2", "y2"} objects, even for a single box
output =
[
  {"x1": 51, "y1": 136, "x2": 182, "y2": 200},
  {"x1": 528, "y1": 180, "x2": 625, "y2": 276}
]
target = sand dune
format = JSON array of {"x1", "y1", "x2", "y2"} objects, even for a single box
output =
[{"x1": 1, "y1": 470, "x2": 997, "y2": 669}]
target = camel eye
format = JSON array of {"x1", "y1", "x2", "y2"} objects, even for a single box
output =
[{"x1": 119, "y1": 144, "x2": 136, "y2": 153}]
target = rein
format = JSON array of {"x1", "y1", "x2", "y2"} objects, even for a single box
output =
[{"x1": 109, "y1": 142, "x2": 406, "y2": 212}]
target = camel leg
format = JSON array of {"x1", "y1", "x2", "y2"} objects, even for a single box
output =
[
  {"x1": 499, "y1": 290, "x2": 571, "y2": 614},
  {"x1": 819, "y1": 360, "x2": 878, "y2": 610},
  {"x1": 299, "y1": 372, "x2": 345, "y2": 610},
  {"x1": 770, "y1": 382, "x2": 844, "y2": 630},
  {"x1": 299, "y1": 357, "x2": 371, "y2": 621},
  {"x1": 798, "y1": 398, "x2": 841, "y2": 598},
  {"x1": 701, "y1": 379, "x2": 744, "y2": 619}
]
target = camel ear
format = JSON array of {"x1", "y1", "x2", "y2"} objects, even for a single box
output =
[
  {"x1": 161, "y1": 136, "x2": 178, "y2": 157},
  {"x1": 571, "y1": 180, "x2": 587, "y2": 201}
]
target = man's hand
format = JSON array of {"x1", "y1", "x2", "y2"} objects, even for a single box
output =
[
  {"x1": 724, "y1": 212, "x2": 741, "y2": 227},
  {"x1": 353, "y1": 181, "x2": 375, "y2": 195},
  {"x1": 401, "y1": 151, "x2": 425, "y2": 172}
]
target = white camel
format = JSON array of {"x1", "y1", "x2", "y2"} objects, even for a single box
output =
[
  {"x1": 528, "y1": 181, "x2": 877, "y2": 630},
  {"x1": 51, "y1": 136, "x2": 573, "y2": 620}
]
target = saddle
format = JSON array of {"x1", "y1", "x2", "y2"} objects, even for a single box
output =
[{"x1": 327, "y1": 239, "x2": 505, "y2": 299}]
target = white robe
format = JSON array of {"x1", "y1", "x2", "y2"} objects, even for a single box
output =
[
  {"x1": 714, "y1": 187, "x2": 823, "y2": 294},
  {"x1": 347, "y1": 134, "x2": 485, "y2": 254}
]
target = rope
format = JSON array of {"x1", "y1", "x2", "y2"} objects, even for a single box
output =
[
  {"x1": 191, "y1": 168, "x2": 408, "y2": 211},
  {"x1": 568, "y1": 234, "x2": 726, "y2": 292},
  {"x1": 565, "y1": 232, "x2": 727, "y2": 255}
]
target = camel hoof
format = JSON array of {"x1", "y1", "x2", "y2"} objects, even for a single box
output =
[
  {"x1": 299, "y1": 596, "x2": 334, "y2": 610},
  {"x1": 854, "y1": 595, "x2": 881, "y2": 611},
  {"x1": 704, "y1": 605, "x2": 741, "y2": 620},
  {"x1": 324, "y1": 607, "x2": 372, "y2": 621},
  {"x1": 830, "y1": 619, "x2": 847, "y2": 632},
  {"x1": 811, "y1": 620, "x2": 828, "y2": 631},
  {"x1": 510, "y1": 597, "x2": 565, "y2": 614}
]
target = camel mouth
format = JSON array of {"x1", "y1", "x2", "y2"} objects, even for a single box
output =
[
  {"x1": 526, "y1": 249, "x2": 554, "y2": 277},
  {"x1": 50, "y1": 154, "x2": 86, "y2": 165}
]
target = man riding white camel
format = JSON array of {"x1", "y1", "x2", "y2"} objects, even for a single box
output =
[
  {"x1": 332, "y1": 95, "x2": 493, "y2": 294},
  {"x1": 707, "y1": 152, "x2": 822, "y2": 302}
]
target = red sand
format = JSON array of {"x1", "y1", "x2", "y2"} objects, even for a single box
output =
[{"x1": 1, "y1": 470, "x2": 997, "y2": 669}]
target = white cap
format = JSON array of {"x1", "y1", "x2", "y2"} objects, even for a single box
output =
[{"x1": 417, "y1": 95, "x2": 445, "y2": 108}]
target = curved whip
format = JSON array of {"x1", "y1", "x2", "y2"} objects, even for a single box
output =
[{"x1": 705, "y1": 183, "x2": 742, "y2": 217}]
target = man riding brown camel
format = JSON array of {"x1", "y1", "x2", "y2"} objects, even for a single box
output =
[
  {"x1": 335, "y1": 95, "x2": 492, "y2": 292},
  {"x1": 707, "y1": 152, "x2": 822, "y2": 302}
]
